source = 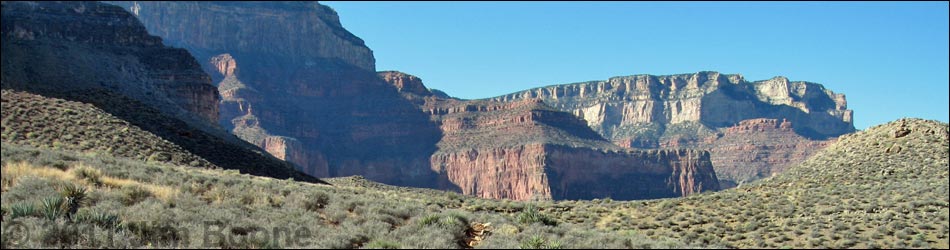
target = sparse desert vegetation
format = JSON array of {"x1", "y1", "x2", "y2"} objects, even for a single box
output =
[
  {"x1": 0, "y1": 144, "x2": 691, "y2": 248},
  {"x1": 2, "y1": 118, "x2": 947, "y2": 249}
]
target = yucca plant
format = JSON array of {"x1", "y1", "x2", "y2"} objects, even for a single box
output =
[
  {"x1": 60, "y1": 184, "x2": 88, "y2": 220},
  {"x1": 42, "y1": 196, "x2": 65, "y2": 221}
]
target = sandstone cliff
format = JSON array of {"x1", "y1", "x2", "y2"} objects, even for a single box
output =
[
  {"x1": 0, "y1": 1, "x2": 321, "y2": 183},
  {"x1": 384, "y1": 71, "x2": 720, "y2": 200},
  {"x1": 490, "y1": 71, "x2": 855, "y2": 185}
]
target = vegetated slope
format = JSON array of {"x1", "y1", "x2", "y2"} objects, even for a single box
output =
[
  {"x1": 1, "y1": 118, "x2": 944, "y2": 249},
  {"x1": 0, "y1": 143, "x2": 696, "y2": 249},
  {"x1": 539, "y1": 118, "x2": 948, "y2": 248},
  {"x1": 0, "y1": 90, "x2": 320, "y2": 182}
]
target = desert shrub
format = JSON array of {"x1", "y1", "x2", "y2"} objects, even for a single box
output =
[
  {"x1": 71, "y1": 165, "x2": 103, "y2": 186},
  {"x1": 365, "y1": 239, "x2": 401, "y2": 249},
  {"x1": 74, "y1": 209, "x2": 120, "y2": 229},
  {"x1": 121, "y1": 185, "x2": 153, "y2": 205},
  {"x1": 125, "y1": 220, "x2": 188, "y2": 247},
  {"x1": 301, "y1": 191, "x2": 330, "y2": 211},
  {"x1": 40, "y1": 220, "x2": 83, "y2": 246}
]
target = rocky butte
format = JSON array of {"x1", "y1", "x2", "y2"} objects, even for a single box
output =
[
  {"x1": 490, "y1": 71, "x2": 856, "y2": 187},
  {"x1": 110, "y1": 1, "x2": 721, "y2": 200}
]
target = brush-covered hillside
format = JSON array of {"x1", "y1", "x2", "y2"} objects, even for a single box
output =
[
  {"x1": 536, "y1": 118, "x2": 948, "y2": 248},
  {"x1": 2, "y1": 114, "x2": 947, "y2": 249}
]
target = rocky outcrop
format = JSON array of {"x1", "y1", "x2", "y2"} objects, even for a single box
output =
[
  {"x1": 261, "y1": 136, "x2": 329, "y2": 178},
  {"x1": 1, "y1": 1, "x2": 219, "y2": 125},
  {"x1": 490, "y1": 71, "x2": 855, "y2": 185},
  {"x1": 379, "y1": 71, "x2": 434, "y2": 97}
]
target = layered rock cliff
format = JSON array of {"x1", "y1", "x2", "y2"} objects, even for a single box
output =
[
  {"x1": 108, "y1": 1, "x2": 446, "y2": 188},
  {"x1": 490, "y1": 71, "x2": 856, "y2": 185},
  {"x1": 107, "y1": 1, "x2": 374, "y2": 71},
  {"x1": 107, "y1": 1, "x2": 721, "y2": 200},
  {"x1": 385, "y1": 71, "x2": 720, "y2": 200},
  {"x1": 1, "y1": 1, "x2": 219, "y2": 125},
  {"x1": 0, "y1": 1, "x2": 321, "y2": 183}
]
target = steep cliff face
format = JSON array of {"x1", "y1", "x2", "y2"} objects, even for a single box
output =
[
  {"x1": 490, "y1": 71, "x2": 854, "y2": 185},
  {"x1": 107, "y1": 1, "x2": 375, "y2": 71},
  {"x1": 109, "y1": 2, "x2": 445, "y2": 188},
  {"x1": 388, "y1": 71, "x2": 720, "y2": 200},
  {"x1": 1, "y1": 1, "x2": 219, "y2": 125},
  {"x1": 0, "y1": 1, "x2": 321, "y2": 183}
]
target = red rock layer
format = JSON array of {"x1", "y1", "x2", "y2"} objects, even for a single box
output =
[{"x1": 432, "y1": 144, "x2": 719, "y2": 200}]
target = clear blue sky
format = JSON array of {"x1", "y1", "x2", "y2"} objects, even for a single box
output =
[{"x1": 323, "y1": 1, "x2": 949, "y2": 129}]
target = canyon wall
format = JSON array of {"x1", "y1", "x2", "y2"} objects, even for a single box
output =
[
  {"x1": 107, "y1": 1, "x2": 721, "y2": 200},
  {"x1": 490, "y1": 71, "x2": 855, "y2": 185},
  {"x1": 1, "y1": 1, "x2": 219, "y2": 125},
  {"x1": 109, "y1": 1, "x2": 446, "y2": 188},
  {"x1": 387, "y1": 71, "x2": 720, "y2": 200},
  {"x1": 0, "y1": 1, "x2": 320, "y2": 183}
]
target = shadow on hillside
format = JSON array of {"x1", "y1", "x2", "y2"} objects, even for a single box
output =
[{"x1": 194, "y1": 51, "x2": 461, "y2": 192}]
